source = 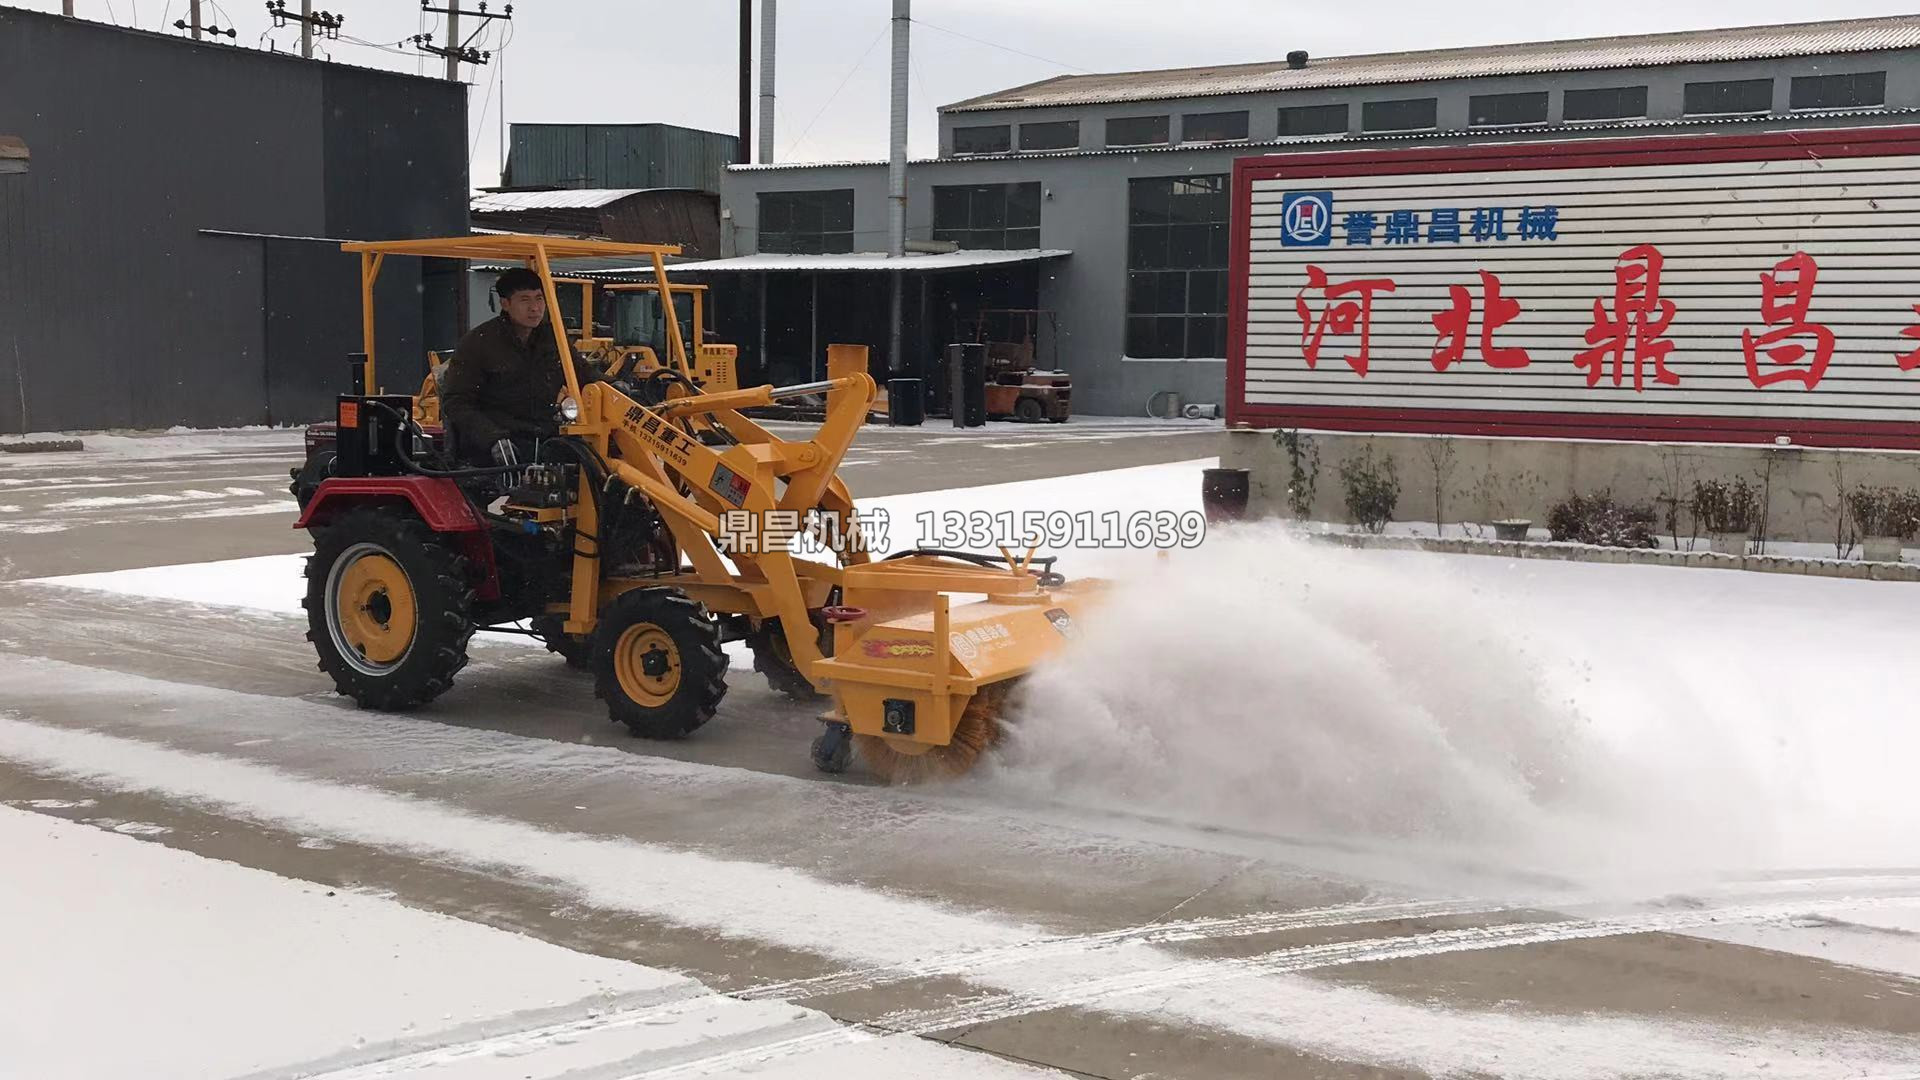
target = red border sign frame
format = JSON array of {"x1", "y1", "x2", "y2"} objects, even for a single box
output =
[{"x1": 1226, "y1": 126, "x2": 1920, "y2": 449}]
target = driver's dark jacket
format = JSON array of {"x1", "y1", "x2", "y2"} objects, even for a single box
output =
[{"x1": 440, "y1": 314, "x2": 603, "y2": 459}]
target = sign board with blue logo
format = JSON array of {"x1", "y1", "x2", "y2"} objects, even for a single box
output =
[
  {"x1": 1279, "y1": 191, "x2": 1333, "y2": 247},
  {"x1": 1227, "y1": 131, "x2": 1920, "y2": 449}
]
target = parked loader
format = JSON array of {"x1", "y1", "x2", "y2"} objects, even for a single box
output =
[{"x1": 293, "y1": 234, "x2": 1091, "y2": 781}]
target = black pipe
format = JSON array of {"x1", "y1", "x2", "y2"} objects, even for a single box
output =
[{"x1": 737, "y1": 0, "x2": 752, "y2": 165}]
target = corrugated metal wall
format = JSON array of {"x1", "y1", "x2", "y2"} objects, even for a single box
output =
[
  {"x1": 0, "y1": 9, "x2": 465, "y2": 433},
  {"x1": 507, "y1": 124, "x2": 739, "y2": 193}
]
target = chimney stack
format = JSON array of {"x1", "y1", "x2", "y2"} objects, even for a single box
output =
[{"x1": 1287, "y1": 50, "x2": 1309, "y2": 70}]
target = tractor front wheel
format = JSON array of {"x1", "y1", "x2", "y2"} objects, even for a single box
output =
[
  {"x1": 531, "y1": 615, "x2": 593, "y2": 670},
  {"x1": 305, "y1": 509, "x2": 474, "y2": 710},
  {"x1": 747, "y1": 616, "x2": 829, "y2": 702},
  {"x1": 594, "y1": 589, "x2": 728, "y2": 739},
  {"x1": 1014, "y1": 397, "x2": 1045, "y2": 423}
]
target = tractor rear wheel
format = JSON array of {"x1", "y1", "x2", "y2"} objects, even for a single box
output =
[
  {"x1": 305, "y1": 508, "x2": 474, "y2": 710},
  {"x1": 594, "y1": 589, "x2": 728, "y2": 739},
  {"x1": 531, "y1": 615, "x2": 593, "y2": 670},
  {"x1": 746, "y1": 616, "x2": 828, "y2": 702}
]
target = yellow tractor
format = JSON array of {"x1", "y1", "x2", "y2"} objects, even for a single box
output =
[{"x1": 293, "y1": 235, "x2": 1092, "y2": 780}]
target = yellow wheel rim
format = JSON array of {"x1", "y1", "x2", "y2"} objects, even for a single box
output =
[
  {"x1": 328, "y1": 547, "x2": 418, "y2": 673},
  {"x1": 614, "y1": 624, "x2": 681, "y2": 707}
]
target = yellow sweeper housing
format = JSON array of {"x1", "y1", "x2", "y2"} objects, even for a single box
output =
[{"x1": 299, "y1": 234, "x2": 1091, "y2": 782}]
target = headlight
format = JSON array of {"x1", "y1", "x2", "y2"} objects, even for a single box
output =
[{"x1": 557, "y1": 396, "x2": 581, "y2": 423}]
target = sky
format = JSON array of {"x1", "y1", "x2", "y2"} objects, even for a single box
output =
[{"x1": 19, "y1": 0, "x2": 1920, "y2": 187}]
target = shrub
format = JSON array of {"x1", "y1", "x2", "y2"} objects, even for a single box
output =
[
  {"x1": 1847, "y1": 485, "x2": 1896, "y2": 537},
  {"x1": 1546, "y1": 491, "x2": 1659, "y2": 548},
  {"x1": 1272, "y1": 428, "x2": 1320, "y2": 520},
  {"x1": 1690, "y1": 477, "x2": 1758, "y2": 535},
  {"x1": 1338, "y1": 444, "x2": 1400, "y2": 534},
  {"x1": 1852, "y1": 484, "x2": 1920, "y2": 539}
]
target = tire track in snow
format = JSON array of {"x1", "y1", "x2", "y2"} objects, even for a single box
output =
[{"x1": 625, "y1": 893, "x2": 1920, "y2": 1079}]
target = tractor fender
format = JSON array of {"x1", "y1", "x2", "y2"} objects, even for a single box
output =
[{"x1": 294, "y1": 477, "x2": 500, "y2": 601}]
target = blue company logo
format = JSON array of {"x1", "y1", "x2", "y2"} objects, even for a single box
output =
[{"x1": 1280, "y1": 191, "x2": 1334, "y2": 247}]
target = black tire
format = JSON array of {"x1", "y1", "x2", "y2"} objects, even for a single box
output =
[
  {"x1": 1047, "y1": 413, "x2": 1069, "y2": 424},
  {"x1": 1014, "y1": 397, "x2": 1045, "y2": 423},
  {"x1": 746, "y1": 616, "x2": 828, "y2": 702},
  {"x1": 594, "y1": 589, "x2": 728, "y2": 739},
  {"x1": 290, "y1": 449, "x2": 337, "y2": 510},
  {"x1": 531, "y1": 614, "x2": 593, "y2": 670},
  {"x1": 304, "y1": 508, "x2": 474, "y2": 711},
  {"x1": 811, "y1": 722, "x2": 853, "y2": 774}
]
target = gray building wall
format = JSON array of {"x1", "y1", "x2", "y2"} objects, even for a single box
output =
[
  {"x1": 504, "y1": 124, "x2": 740, "y2": 194},
  {"x1": 0, "y1": 8, "x2": 467, "y2": 433},
  {"x1": 720, "y1": 44, "x2": 1920, "y2": 417}
]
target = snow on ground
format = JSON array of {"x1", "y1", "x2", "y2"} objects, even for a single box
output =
[
  {"x1": 0, "y1": 804, "x2": 1063, "y2": 1080},
  {"x1": 26, "y1": 454, "x2": 1920, "y2": 884},
  {"x1": 18, "y1": 455, "x2": 1920, "y2": 1064},
  {"x1": 5, "y1": 699, "x2": 1919, "y2": 1080}
]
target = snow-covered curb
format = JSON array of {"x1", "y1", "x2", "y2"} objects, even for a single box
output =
[{"x1": 1309, "y1": 531, "x2": 1920, "y2": 582}]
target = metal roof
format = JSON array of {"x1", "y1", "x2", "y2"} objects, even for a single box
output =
[
  {"x1": 943, "y1": 14, "x2": 1920, "y2": 112},
  {"x1": 730, "y1": 108, "x2": 1920, "y2": 171},
  {"x1": 470, "y1": 188, "x2": 656, "y2": 212},
  {"x1": 664, "y1": 249, "x2": 1072, "y2": 274}
]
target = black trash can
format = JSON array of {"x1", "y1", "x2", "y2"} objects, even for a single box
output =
[
  {"x1": 1201, "y1": 467, "x2": 1251, "y2": 525},
  {"x1": 887, "y1": 378, "x2": 924, "y2": 426}
]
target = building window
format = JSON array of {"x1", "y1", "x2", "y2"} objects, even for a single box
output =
[
  {"x1": 1126, "y1": 175, "x2": 1228, "y2": 359},
  {"x1": 1791, "y1": 71, "x2": 1886, "y2": 111},
  {"x1": 1683, "y1": 78, "x2": 1774, "y2": 116},
  {"x1": 952, "y1": 125, "x2": 1012, "y2": 155},
  {"x1": 1018, "y1": 120, "x2": 1078, "y2": 152},
  {"x1": 757, "y1": 189, "x2": 854, "y2": 254},
  {"x1": 1105, "y1": 115, "x2": 1169, "y2": 147},
  {"x1": 932, "y1": 182, "x2": 1041, "y2": 250},
  {"x1": 1564, "y1": 85, "x2": 1648, "y2": 122},
  {"x1": 1469, "y1": 91, "x2": 1548, "y2": 127},
  {"x1": 1276, "y1": 103, "x2": 1348, "y2": 137},
  {"x1": 1181, "y1": 111, "x2": 1249, "y2": 143},
  {"x1": 1362, "y1": 97, "x2": 1438, "y2": 132}
]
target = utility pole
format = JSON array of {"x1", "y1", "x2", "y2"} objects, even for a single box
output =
[
  {"x1": 267, "y1": 2, "x2": 345, "y2": 59},
  {"x1": 61, "y1": 1, "x2": 73, "y2": 16},
  {"x1": 736, "y1": 0, "x2": 752, "y2": 164},
  {"x1": 444, "y1": 3, "x2": 459, "y2": 81},
  {"x1": 414, "y1": 1, "x2": 511, "y2": 82},
  {"x1": 191, "y1": 0, "x2": 201, "y2": 39},
  {"x1": 886, "y1": 0, "x2": 910, "y2": 374}
]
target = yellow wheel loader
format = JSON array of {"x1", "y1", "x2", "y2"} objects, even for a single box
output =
[{"x1": 291, "y1": 234, "x2": 1092, "y2": 780}]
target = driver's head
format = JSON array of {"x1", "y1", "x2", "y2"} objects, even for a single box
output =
[{"x1": 495, "y1": 268, "x2": 546, "y2": 331}]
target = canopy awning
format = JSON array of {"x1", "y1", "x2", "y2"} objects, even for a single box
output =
[{"x1": 663, "y1": 248, "x2": 1072, "y2": 274}]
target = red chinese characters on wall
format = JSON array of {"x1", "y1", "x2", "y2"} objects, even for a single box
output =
[
  {"x1": 1431, "y1": 270, "x2": 1530, "y2": 371},
  {"x1": 1295, "y1": 265, "x2": 1396, "y2": 376},
  {"x1": 1288, "y1": 245, "x2": 1920, "y2": 389},
  {"x1": 1573, "y1": 244, "x2": 1679, "y2": 392},
  {"x1": 1740, "y1": 251, "x2": 1834, "y2": 389}
]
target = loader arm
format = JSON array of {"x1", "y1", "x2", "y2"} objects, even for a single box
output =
[{"x1": 573, "y1": 365, "x2": 878, "y2": 684}]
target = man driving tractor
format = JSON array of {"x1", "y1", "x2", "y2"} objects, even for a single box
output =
[{"x1": 440, "y1": 267, "x2": 605, "y2": 466}]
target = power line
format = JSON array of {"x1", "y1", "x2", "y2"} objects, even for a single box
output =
[
  {"x1": 912, "y1": 18, "x2": 1089, "y2": 73},
  {"x1": 784, "y1": 21, "x2": 889, "y2": 160}
]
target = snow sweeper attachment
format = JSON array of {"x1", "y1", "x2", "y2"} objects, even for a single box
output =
[{"x1": 809, "y1": 551, "x2": 1098, "y2": 783}]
